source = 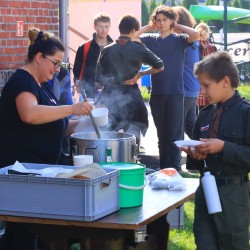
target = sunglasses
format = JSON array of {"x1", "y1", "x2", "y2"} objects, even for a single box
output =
[{"x1": 44, "y1": 55, "x2": 62, "y2": 69}]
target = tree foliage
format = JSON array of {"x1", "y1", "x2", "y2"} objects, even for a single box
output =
[
  {"x1": 142, "y1": 0, "x2": 150, "y2": 26},
  {"x1": 206, "y1": 0, "x2": 218, "y2": 5},
  {"x1": 162, "y1": 0, "x2": 177, "y2": 6},
  {"x1": 171, "y1": 0, "x2": 177, "y2": 7},
  {"x1": 233, "y1": 0, "x2": 242, "y2": 8},
  {"x1": 241, "y1": 0, "x2": 250, "y2": 9},
  {"x1": 149, "y1": 0, "x2": 157, "y2": 16},
  {"x1": 182, "y1": 0, "x2": 199, "y2": 10}
]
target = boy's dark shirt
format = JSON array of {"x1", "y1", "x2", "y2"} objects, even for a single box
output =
[
  {"x1": 187, "y1": 90, "x2": 250, "y2": 177},
  {"x1": 96, "y1": 36, "x2": 163, "y2": 135},
  {"x1": 73, "y1": 33, "x2": 113, "y2": 97},
  {"x1": 96, "y1": 37, "x2": 163, "y2": 88}
]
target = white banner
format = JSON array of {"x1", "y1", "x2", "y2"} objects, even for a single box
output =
[{"x1": 213, "y1": 33, "x2": 250, "y2": 63}]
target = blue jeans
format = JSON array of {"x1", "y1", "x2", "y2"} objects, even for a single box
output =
[{"x1": 184, "y1": 97, "x2": 197, "y2": 139}]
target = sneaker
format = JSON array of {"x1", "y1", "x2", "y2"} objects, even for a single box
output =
[{"x1": 139, "y1": 146, "x2": 146, "y2": 153}]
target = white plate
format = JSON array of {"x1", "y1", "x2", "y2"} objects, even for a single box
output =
[{"x1": 174, "y1": 140, "x2": 204, "y2": 149}]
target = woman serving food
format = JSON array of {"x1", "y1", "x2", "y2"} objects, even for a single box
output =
[{"x1": 0, "y1": 27, "x2": 93, "y2": 250}]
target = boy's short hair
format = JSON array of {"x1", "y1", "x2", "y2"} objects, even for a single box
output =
[
  {"x1": 150, "y1": 5, "x2": 177, "y2": 23},
  {"x1": 118, "y1": 14, "x2": 140, "y2": 34},
  {"x1": 194, "y1": 51, "x2": 239, "y2": 88},
  {"x1": 94, "y1": 13, "x2": 111, "y2": 25}
]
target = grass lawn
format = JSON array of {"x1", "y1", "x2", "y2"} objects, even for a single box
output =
[
  {"x1": 168, "y1": 201, "x2": 196, "y2": 250},
  {"x1": 141, "y1": 83, "x2": 250, "y2": 102},
  {"x1": 238, "y1": 84, "x2": 250, "y2": 100}
]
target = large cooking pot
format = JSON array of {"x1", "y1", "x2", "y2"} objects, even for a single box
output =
[{"x1": 70, "y1": 132, "x2": 137, "y2": 163}]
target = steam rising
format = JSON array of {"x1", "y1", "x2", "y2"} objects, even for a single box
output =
[{"x1": 75, "y1": 62, "x2": 149, "y2": 140}]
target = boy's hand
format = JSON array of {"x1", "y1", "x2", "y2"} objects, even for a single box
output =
[
  {"x1": 148, "y1": 21, "x2": 158, "y2": 31},
  {"x1": 180, "y1": 146, "x2": 207, "y2": 160},
  {"x1": 194, "y1": 138, "x2": 225, "y2": 154},
  {"x1": 124, "y1": 73, "x2": 138, "y2": 85},
  {"x1": 171, "y1": 20, "x2": 178, "y2": 29}
]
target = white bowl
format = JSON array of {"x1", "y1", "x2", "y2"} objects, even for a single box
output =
[
  {"x1": 73, "y1": 155, "x2": 93, "y2": 166},
  {"x1": 91, "y1": 107, "x2": 109, "y2": 127}
]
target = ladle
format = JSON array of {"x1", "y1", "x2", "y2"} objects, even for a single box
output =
[{"x1": 79, "y1": 84, "x2": 101, "y2": 139}]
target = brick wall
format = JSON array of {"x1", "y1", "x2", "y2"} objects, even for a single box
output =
[{"x1": 0, "y1": 0, "x2": 59, "y2": 71}]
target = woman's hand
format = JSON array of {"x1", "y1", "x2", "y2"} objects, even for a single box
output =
[{"x1": 72, "y1": 101, "x2": 93, "y2": 116}]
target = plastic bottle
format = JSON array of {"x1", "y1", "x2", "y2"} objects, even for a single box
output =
[
  {"x1": 106, "y1": 148, "x2": 112, "y2": 162},
  {"x1": 201, "y1": 171, "x2": 222, "y2": 214}
]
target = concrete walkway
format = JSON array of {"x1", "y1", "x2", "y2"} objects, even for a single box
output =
[
  {"x1": 140, "y1": 102, "x2": 158, "y2": 156},
  {"x1": 140, "y1": 102, "x2": 188, "y2": 170}
]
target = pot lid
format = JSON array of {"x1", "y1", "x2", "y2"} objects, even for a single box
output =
[
  {"x1": 100, "y1": 162, "x2": 145, "y2": 170},
  {"x1": 71, "y1": 132, "x2": 136, "y2": 140}
]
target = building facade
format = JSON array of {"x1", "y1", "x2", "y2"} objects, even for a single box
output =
[{"x1": 0, "y1": 0, "x2": 59, "y2": 93}]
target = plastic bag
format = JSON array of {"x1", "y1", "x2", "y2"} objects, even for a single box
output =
[{"x1": 148, "y1": 168, "x2": 186, "y2": 190}]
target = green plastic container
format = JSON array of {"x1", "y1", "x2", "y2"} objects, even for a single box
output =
[{"x1": 100, "y1": 162, "x2": 146, "y2": 208}]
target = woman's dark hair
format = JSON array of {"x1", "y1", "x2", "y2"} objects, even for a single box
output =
[
  {"x1": 27, "y1": 28, "x2": 65, "y2": 62},
  {"x1": 118, "y1": 14, "x2": 140, "y2": 34},
  {"x1": 194, "y1": 51, "x2": 239, "y2": 88}
]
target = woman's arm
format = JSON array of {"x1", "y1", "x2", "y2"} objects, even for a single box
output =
[{"x1": 16, "y1": 92, "x2": 93, "y2": 125}]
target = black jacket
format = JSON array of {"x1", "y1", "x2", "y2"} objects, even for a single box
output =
[
  {"x1": 96, "y1": 36, "x2": 163, "y2": 136},
  {"x1": 187, "y1": 91, "x2": 250, "y2": 177},
  {"x1": 73, "y1": 33, "x2": 113, "y2": 97}
]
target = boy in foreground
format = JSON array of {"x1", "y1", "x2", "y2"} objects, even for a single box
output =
[{"x1": 181, "y1": 51, "x2": 250, "y2": 250}]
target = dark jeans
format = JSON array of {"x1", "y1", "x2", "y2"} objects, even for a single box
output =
[
  {"x1": 184, "y1": 97, "x2": 197, "y2": 139},
  {"x1": 150, "y1": 94, "x2": 183, "y2": 170}
]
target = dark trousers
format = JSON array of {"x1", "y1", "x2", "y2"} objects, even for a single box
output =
[
  {"x1": 0, "y1": 222, "x2": 36, "y2": 250},
  {"x1": 184, "y1": 97, "x2": 197, "y2": 139},
  {"x1": 150, "y1": 94, "x2": 183, "y2": 170},
  {"x1": 194, "y1": 182, "x2": 250, "y2": 250}
]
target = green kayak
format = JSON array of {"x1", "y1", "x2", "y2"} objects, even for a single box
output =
[{"x1": 190, "y1": 5, "x2": 250, "y2": 24}]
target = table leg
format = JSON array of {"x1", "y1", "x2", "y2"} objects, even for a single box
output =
[{"x1": 147, "y1": 214, "x2": 170, "y2": 250}]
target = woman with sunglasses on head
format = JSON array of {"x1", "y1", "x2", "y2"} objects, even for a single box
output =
[{"x1": 0, "y1": 28, "x2": 93, "y2": 250}]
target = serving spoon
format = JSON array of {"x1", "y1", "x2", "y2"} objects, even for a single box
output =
[{"x1": 79, "y1": 84, "x2": 101, "y2": 139}]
